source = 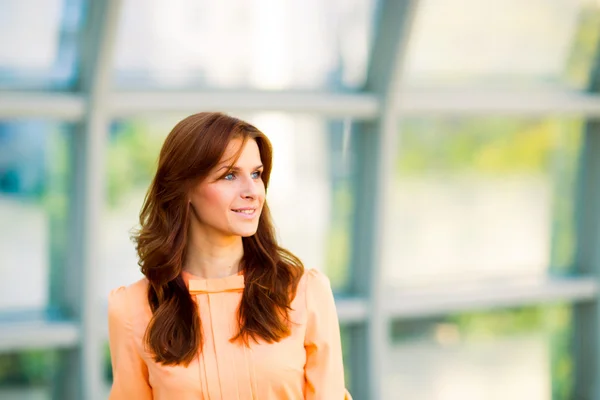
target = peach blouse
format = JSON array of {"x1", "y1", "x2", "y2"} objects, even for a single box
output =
[{"x1": 107, "y1": 268, "x2": 351, "y2": 399}]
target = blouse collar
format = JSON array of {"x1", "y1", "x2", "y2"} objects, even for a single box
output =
[{"x1": 182, "y1": 270, "x2": 245, "y2": 295}]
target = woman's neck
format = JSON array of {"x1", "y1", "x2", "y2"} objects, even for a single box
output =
[{"x1": 183, "y1": 230, "x2": 244, "y2": 279}]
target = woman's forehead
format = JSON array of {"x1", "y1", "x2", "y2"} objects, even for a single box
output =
[{"x1": 217, "y1": 138, "x2": 261, "y2": 168}]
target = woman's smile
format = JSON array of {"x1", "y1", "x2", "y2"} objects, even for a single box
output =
[{"x1": 232, "y1": 207, "x2": 259, "y2": 218}]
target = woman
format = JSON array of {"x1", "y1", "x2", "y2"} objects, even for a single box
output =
[{"x1": 108, "y1": 112, "x2": 351, "y2": 399}]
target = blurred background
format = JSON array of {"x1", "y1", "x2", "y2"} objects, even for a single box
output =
[{"x1": 2, "y1": 0, "x2": 600, "y2": 399}]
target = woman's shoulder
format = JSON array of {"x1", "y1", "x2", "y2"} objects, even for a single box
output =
[
  {"x1": 304, "y1": 268, "x2": 331, "y2": 283},
  {"x1": 108, "y1": 277, "x2": 151, "y2": 322},
  {"x1": 299, "y1": 268, "x2": 332, "y2": 292},
  {"x1": 292, "y1": 268, "x2": 334, "y2": 308},
  {"x1": 305, "y1": 268, "x2": 335, "y2": 301}
]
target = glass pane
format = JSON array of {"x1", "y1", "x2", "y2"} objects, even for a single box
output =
[
  {"x1": 386, "y1": 305, "x2": 572, "y2": 399},
  {"x1": 0, "y1": 349, "x2": 58, "y2": 400},
  {"x1": 384, "y1": 118, "x2": 581, "y2": 288},
  {"x1": 0, "y1": 0, "x2": 84, "y2": 90},
  {"x1": 114, "y1": 0, "x2": 376, "y2": 90},
  {"x1": 403, "y1": 0, "x2": 600, "y2": 89},
  {"x1": 0, "y1": 120, "x2": 73, "y2": 312},
  {"x1": 101, "y1": 114, "x2": 357, "y2": 298}
]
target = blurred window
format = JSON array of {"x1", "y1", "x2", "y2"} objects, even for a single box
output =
[
  {"x1": 387, "y1": 305, "x2": 572, "y2": 399},
  {"x1": 0, "y1": 349, "x2": 59, "y2": 399},
  {"x1": 403, "y1": 0, "x2": 600, "y2": 89},
  {"x1": 114, "y1": 0, "x2": 376, "y2": 90},
  {"x1": 0, "y1": 120, "x2": 73, "y2": 312},
  {"x1": 0, "y1": 0, "x2": 84, "y2": 90},
  {"x1": 384, "y1": 118, "x2": 581, "y2": 289}
]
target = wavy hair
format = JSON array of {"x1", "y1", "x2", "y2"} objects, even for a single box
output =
[{"x1": 133, "y1": 112, "x2": 304, "y2": 366}]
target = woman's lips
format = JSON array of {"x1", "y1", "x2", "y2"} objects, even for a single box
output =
[{"x1": 232, "y1": 208, "x2": 257, "y2": 218}]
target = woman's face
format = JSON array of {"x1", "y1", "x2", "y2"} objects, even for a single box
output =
[{"x1": 189, "y1": 138, "x2": 266, "y2": 240}]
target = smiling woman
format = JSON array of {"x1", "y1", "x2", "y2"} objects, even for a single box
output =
[
  {"x1": 107, "y1": 112, "x2": 351, "y2": 399},
  {"x1": 187, "y1": 137, "x2": 266, "y2": 249}
]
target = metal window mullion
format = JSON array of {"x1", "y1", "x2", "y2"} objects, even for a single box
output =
[
  {"x1": 79, "y1": 1, "x2": 122, "y2": 398},
  {"x1": 349, "y1": 1, "x2": 419, "y2": 399},
  {"x1": 51, "y1": 1, "x2": 123, "y2": 399},
  {"x1": 572, "y1": 122, "x2": 600, "y2": 399},
  {"x1": 571, "y1": 28, "x2": 600, "y2": 400}
]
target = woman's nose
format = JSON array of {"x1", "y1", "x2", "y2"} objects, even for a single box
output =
[{"x1": 240, "y1": 176, "x2": 258, "y2": 199}]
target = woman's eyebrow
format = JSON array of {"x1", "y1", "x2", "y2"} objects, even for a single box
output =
[{"x1": 217, "y1": 164, "x2": 263, "y2": 172}]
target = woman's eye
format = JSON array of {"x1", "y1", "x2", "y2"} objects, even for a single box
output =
[
  {"x1": 251, "y1": 171, "x2": 262, "y2": 179},
  {"x1": 224, "y1": 173, "x2": 235, "y2": 180}
]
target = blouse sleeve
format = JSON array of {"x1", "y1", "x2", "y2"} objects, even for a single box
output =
[
  {"x1": 108, "y1": 286, "x2": 153, "y2": 399},
  {"x1": 304, "y1": 269, "x2": 352, "y2": 400}
]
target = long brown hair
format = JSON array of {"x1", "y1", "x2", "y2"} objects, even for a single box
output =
[{"x1": 133, "y1": 112, "x2": 304, "y2": 366}]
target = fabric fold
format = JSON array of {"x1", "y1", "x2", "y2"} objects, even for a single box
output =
[{"x1": 183, "y1": 271, "x2": 245, "y2": 295}]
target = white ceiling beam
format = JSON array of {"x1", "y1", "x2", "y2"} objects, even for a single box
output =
[
  {"x1": 0, "y1": 92, "x2": 84, "y2": 120},
  {"x1": 385, "y1": 276, "x2": 598, "y2": 319},
  {"x1": 0, "y1": 321, "x2": 79, "y2": 352},
  {"x1": 4, "y1": 88, "x2": 600, "y2": 120},
  {"x1": 110, "y1": 91, "x2": 379, "y2": 119},
  {"x1": 398, "y1": 89, "x2": 600, "y2": 116}
]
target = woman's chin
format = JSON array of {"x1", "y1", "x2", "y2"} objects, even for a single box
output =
[
  {"x1": 231, "y1": 225, "x2": 259, "y2": 238},
  {"x1": 239, "y1": 229, "x2": 258, "y2": 237}
]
